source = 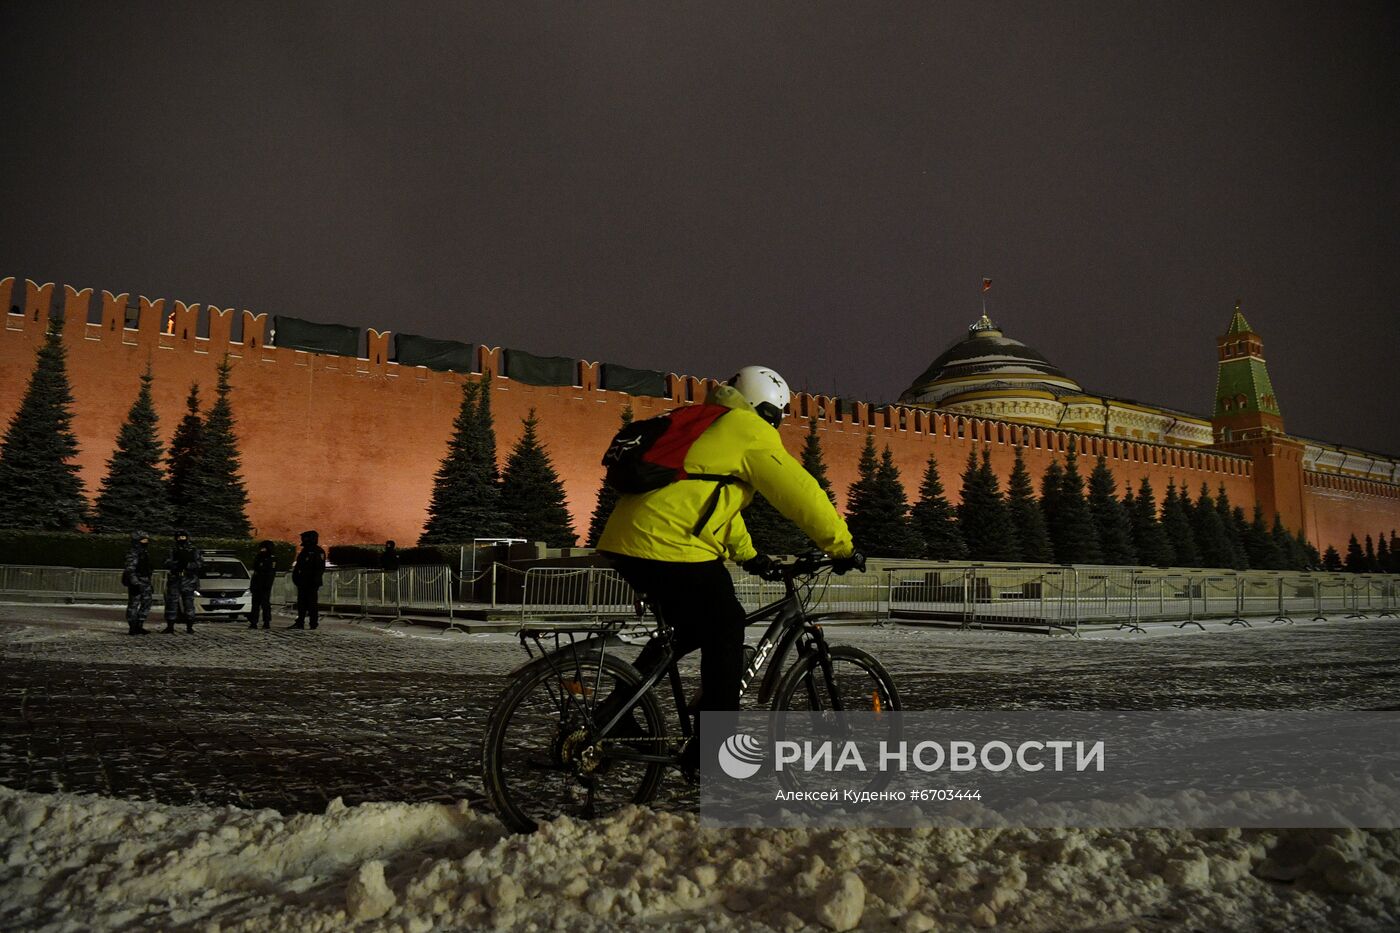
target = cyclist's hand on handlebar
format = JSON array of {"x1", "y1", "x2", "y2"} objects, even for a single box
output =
[
  {"x1": 742, "y1": 554, "x2": 779, "y2": 578},
  {"x1": 831, "y1": 551, "x2": 866, "y2": 575}
]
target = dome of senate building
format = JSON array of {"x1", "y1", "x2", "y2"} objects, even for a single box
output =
[{"x1": 898, "y1": 315, "x2": 1083, "y2": 414}]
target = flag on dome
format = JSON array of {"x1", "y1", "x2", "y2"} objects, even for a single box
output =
[{"x1": 981, "y1": 277, "x2": 992, "y2": 293}]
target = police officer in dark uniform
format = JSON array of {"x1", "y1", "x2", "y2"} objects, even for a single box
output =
[
  {"x1": 248, "y1": 539, "x2": 276, "y2": 630},
  {"x1": 290, "y1": 530, "x2": 326, "y2": 630},
  {"x1": 122, "y1": 530, "x2": 154, "y2": 635},
  {"x1": 162, "y1": 529, "x2": 203, "y2": 633}
]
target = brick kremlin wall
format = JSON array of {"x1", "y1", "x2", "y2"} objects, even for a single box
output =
[{"x1": 1, "y1": 276, "x2": 1393, "y2": 553}]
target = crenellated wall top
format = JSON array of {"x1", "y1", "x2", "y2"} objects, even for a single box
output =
[{"x1": 2, "y1": 275, "x2": 1255, "y2": 478}]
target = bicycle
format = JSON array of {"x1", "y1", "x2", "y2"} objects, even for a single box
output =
[{"x1": 481, "y1": 553, "x2": 901, "y2": 833}]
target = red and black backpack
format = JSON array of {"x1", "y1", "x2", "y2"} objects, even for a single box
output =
[{"x1": 601, "y1": 404, "x2": 737, "y2": 534}]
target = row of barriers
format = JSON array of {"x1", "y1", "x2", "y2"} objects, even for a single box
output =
[
  {"x1": 886, "y1": 566, "x2": 1400, "y2": 634},
  {"x1": 1, "y1": 562, "x2": 1397, "y2": 635},
  {"x1": 514, "y1": 564, "x2": 1400, "y2": 635}
]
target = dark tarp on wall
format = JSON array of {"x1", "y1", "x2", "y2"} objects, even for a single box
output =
[
  {"x1": 502, "y1": 348, "x2": 578, "y2": 386},
  {"x1": 395, "y1": 333, "x2": 475, "y2": 373},
  {"x1": 598, "y1": 363, "x2": 667, "y2": 398},
  {"x1": 271, "y1": 315, "x2": 361, "y2": 357}
]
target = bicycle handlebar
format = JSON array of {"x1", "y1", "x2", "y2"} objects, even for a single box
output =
[{"x1": 754, "y1": 551, "x2": 864, "y2": 582}]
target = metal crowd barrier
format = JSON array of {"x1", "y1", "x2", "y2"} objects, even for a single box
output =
[
  {"x1": 881, "y1": 565, "x2": 1400, "y2": 634},
  {"x1": 519, "y1": 566, "x2": 637, "y2": 623},
  {"x1": 2, "y1": 562, "x2": 1398, "y2": 634}
]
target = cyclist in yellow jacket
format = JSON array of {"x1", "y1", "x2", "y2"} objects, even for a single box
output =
[{"x1": 598, "y1": 365, "x2": 861, "y2": 775}]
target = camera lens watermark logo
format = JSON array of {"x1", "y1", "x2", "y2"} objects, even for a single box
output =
[{"x1": 718, "y1": 733, "x2": 765, "y2": 779}]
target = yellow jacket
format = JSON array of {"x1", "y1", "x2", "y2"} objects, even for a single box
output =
[{"x1": 598, "y1": 386, "x2": 854, "y2": 563}]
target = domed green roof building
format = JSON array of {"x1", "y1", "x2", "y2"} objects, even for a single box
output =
[{"x1": 899, "y1": 313, "x2": 1214, "y2": 447}]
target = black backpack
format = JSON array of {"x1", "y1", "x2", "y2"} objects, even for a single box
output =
[{"x1": 602, "y1": 404, "x2": 736, "y2": 534}]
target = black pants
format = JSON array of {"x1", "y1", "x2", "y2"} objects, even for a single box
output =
[
  {"x1": 250, "y1": 583, "x2": 273, "y2": 624},
  {"x1": 295, "y1": 586, "x2": 319, "y2": 627},
  {"x1": 607, "y1": 556, "x2": 747, "y2": 713}
]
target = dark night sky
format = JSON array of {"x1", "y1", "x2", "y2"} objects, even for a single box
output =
[{"x1": 3, "y1": 1, "x2": 1397, "y2": 453}]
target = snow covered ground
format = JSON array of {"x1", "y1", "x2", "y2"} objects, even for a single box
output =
[
  {"x1": 3, "y1": 605, "x2": 1400, "y2": 930},
  {"x1": 4, "y1": 786, "x2": 1399, "y2": 931}
]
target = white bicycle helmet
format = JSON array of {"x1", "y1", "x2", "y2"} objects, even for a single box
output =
[{"x1": 728, "y1": 365, "x2": 791, "y2": 428}]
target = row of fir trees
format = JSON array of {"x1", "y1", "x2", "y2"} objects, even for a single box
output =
[
  {"x1": 420, "y1": 379, "x2": 577, "y2": 548},
  {"x1": 731, "y1": 425, "x2": 1394, "y2": 573},
  {"x1": 0, "y1": 323, "x2": 251, "y2": 537}
]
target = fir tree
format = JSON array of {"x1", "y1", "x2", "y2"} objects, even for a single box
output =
[
  {"x1": 586, "y1": 404, "x2": 632, "y2": 547},
  {"x1": 956, "y1": 449, "x2": 1018, "y2": 561},
  {"x1": 1344, "y1": 534, "x2": 1366, "y2": 573},
  {"x1": 910, "y1": 451, "x2": 966, "y2": 560},
  {"x1": 1272, "y1": 515, "x2": 1307, "y2": 572},
  {"x1": 0, "y1": 321, "x2": 89, "y2": 530},
  {"x1": 1322, "y1": 544, "x2": 1342, "y2": 572},
  {"x1": 1161, "y1": 480, "x2": 1200, "y2": 567},
  {"x1": 845, "y1": 434, "x2": 880, "y2": 552},
  {"x1": 1385, "y1": 531, "x2": 1399, "y2": 574},
  {"x1": 181, "y1": 356, "x2": 251, "y2": 537},
  {"x1": 1048, "y1": 445, "x2": 1102, "y2": 564},
  {"x1": 846, "y1": 436, "x2": 919, "y2": 557},
  {"x1": 421, "y1": 380, "x2": 507, "y2": 544},
  {"x1": 92, "y1": 365, "x2": 173, "y2": 533},
  {"x1": 1244, "y1": 504, "x2": 1284, "y2": 570},
  {"x1": 1364, "y1": 534, "x2": 1378, "y2": 573},
  {"x1": 1230, "y1": 506, "x2": 1253, "y2": 570},
  {"x1": 1129, "y1": 477, "x2": 1174, "y2": 566},
  {"x1": 1006, "y1": 447, "x2": 1052, "y2": 562},
  {"x1": 1087, "y1": 456, "x2": 1135, "y2": 565},
  {"x1": 167, "y1": 383, "x2": 205, "y2": 528},
  {"x1": 500, "y1": 409, "x2": 577, "y2": 548},
  {"x1": 1377, "y1": 533, "x2": 1391, "y2": 575},
  {"x1": 1039, "y1": 459, "x2": 1064, "y2": 546},
  {"x1": 1214, "y1": 486, "x2": 1249, "y2": 569},
  {"x1": 800, "y1": 418, "x2": 836, "y2": 503},
  {"x1": 1190, "y1": 484, "x2": 1234, "y2": 569}
]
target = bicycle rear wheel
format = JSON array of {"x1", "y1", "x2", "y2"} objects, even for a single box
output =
[{"x1": 481, "y1": 650, "x2": 668, "y2": 834}]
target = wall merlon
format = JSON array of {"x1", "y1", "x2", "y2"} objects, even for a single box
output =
[
  {"x1": 241, "y1": 312, "x2": 269, "y2": 351},
  {"x1": 579, "y1": 360, "x2": 599, "y2": 391},
  {"x1": 59, "y1": 285, "x2": 89, "y2": 340},
  {"x1": 99, "y1": 290, "x2": 129, "y2": 336},
  {"x1": 137, "y1": 298, "x2": 165, "y2": 346},
  {"x1": 207, "y1": 306, "x2": 236, "y2": 349},
  {"x1": 365, "y1": 328, "x2": 391, "y2": 371},
  {"x1": 170, "y1": 301, "x2": 200, "y2": 343},
  {"x1": 480, "y1": 346, "x2": 501, "y2": 378}
]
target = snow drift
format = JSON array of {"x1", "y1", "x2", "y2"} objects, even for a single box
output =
[{"x1": 3, "y1": 785, "x2": 1398, "y2": 931}]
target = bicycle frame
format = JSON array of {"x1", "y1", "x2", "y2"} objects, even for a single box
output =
[{"x1": 520, "y1": 573, "x2": 822, "y2": 767}]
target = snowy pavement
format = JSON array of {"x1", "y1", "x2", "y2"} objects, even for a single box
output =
[
  {"x1": 3, "y1": 605, "x2": 1400, "y2": 931},
  {"x1": 3, "y1": 605, "x2": 1399, "y2": 817}
]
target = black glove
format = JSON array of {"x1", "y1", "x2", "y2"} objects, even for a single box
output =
[
  {"x1": 742, "y1": 554, "x2": 778, "y2": 577},
  {"x1": 831, "y1": 551, "x2": 866, "y2": 575}
]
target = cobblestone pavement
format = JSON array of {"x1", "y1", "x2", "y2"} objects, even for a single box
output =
[{"x1": 2, "y1": 604, "x2": 1398, "y2": 817}]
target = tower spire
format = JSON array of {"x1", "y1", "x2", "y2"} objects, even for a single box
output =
[{"x1": 1213, "y1": 301, "x2": 1281, "y2": 430}]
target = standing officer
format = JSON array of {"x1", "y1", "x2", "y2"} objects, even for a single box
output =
[
  {"x1": 122, "y1": 530, "x2": 154, "y2": 635},
  {"x1": 162, "y1": 529, "x2": 203, "y2": 633},
  {"x1": 248, "y1": 540, "x2": 277, "y2": 630},
  {"x1": 290, "y1": 530, "x2": 326, "y2": 630}
]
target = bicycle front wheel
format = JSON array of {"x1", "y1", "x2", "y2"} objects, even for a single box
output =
[
  {"x1": 481, "y1": 650, "x2": 668, "y2": 834},
  {"x1": 771, "y1": 644, "x2": 901, "y2": 714}
]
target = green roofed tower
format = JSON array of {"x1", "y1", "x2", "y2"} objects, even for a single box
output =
[
  {"x1": 1213, "y1": 302, "x2": 1283, "y2": 437},
  {"x1": 1210, "y1": 302, "x2": 1306, "y2": 536}
]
